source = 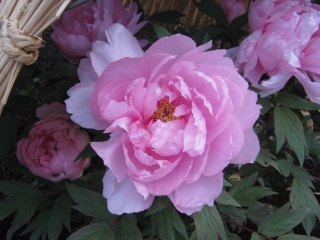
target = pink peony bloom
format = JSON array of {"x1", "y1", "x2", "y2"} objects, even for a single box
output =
[
  {"x1": 218, "y1": 0, "x2": 246, "y2": 24},
  {"x1": 51, "y1": 0, "x2": 146, "y2": 63},
  {"x1": 66, "y1": 23, "x2": 261, "y2": 215},
  {"x1": 16, "y1": 102, "x2": 91, "y2": 182},
  {"x1": 234, "y1": 0, "x2": 320, "y2": 103}
]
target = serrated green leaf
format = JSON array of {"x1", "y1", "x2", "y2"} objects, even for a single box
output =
[
  {"x1": 223, "y1": 178, "x2": 232, "y2": 187},
  {"x1": 274, "y1": 106, "x2": 307, "y2": 165},
  {"x1": 275, "y1": 92, "x2": 320, "y2": 110},
  {"x1": 148, "y1": 10, "x2": 184, "y2": 24},
  {"x1": 258, "y1": 203, "x2": 309, "y2": 237},
  {"x1": 115, "y1": 214, "x2": 142, "y2": 240},
  {"x1": 276, "y1": 159, "x2": 292, "y2": 177},
  {"x1": 215, "y1": 190, "x2": 241, "y2": 207},
  {"x1": 194, "y1": 0, "x2": 228, "y2": 25},
  {"x1": 257, "y1": 97, "x2": 272, "y2": 114},
  {"x1": 302, "y1": 211, "x2": 316, "y2": 236},
  {"x1": 20, "y1": 210, "x2": 50, "y2": 240},
  {"x1": 250, "y1": 232, "x2": 264, "y2": 240},
  {"x1": 0, "y1": 180, "x2": 40, "y2": 196},
  {"x1": 0, "y1": 117, "x2": 18, "y2": 162},
  {"x1": 145, "y1": 196, "x2": 172, "y2": 216},
  {"x1": 152, "y1": 205, "x2": 188, "y2": 240},
  {"x1": 153, "y1": 24, "x2": 171, "y2": 39},
  {"x1": 290, "y1": 179, "x2": 320, "y2": 220},
  {"x1": 309, "y1": 132, "x2": 320, "y2": 156},
  {"x1": 66, "y1": 222, "x2": 114, "y2": 240},
  {"x1": 67, "y1": 183, "x2": 117, "y2": 223},
  {"x1": 225, "y1": 229, "x2": 241, "y2": 240},
  {"x1": 277, "y1": 234, "x2": 319, "y2": 240},
  {"x1": 0, "y1": 199, "x2": 18, "y2": 221},
  {"x1": 193, "y1": 205, "x2": 227, "y2": 240},
  {"x1": 48, "y1": 193, "x2": 72, "y2": 240},
  {"x1": 219, "y1": 205, "x2": 247, "y2": 226},
  {"x1": 256, "y1": 148, "x2": 281, "y2": 173}
]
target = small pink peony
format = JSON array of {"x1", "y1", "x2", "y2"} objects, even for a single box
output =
[
  {"x1": 51, "y1": 0, "x2": 146, "y2": 63},
  {"x1": 66, "y1": 24, "x2": 260, "y2": 215},
  {"x1": 16, "y1": 102, "x2": 91, "y2": 182},
  {"x1": 234, "y1": 0, "x2": 320, "y2": 103},
  {"x1": 218, "y1": 0, "x2": 246, "y2": 24}
]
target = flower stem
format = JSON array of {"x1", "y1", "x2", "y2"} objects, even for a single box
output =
[
  {"x1": 312, "y1": 175, "x2": 320, "y2": 181},
  {"x1": 223, "y1": 218, "x2": 274, "y2": 240}
]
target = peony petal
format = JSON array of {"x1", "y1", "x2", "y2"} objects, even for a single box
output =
[
  {"x1": 91, "y1": 132, "x2": 127, "y2": 182},
  {"x1": 168, "y1": 172, "x2": 223, "y2": 215},
  {"x1": 230, "y1": 128, "x2": 260, "y2": 164},
  {"x1": 103, "y1": 170, "x2": 154, "y2": 214},
  {"x1": 36, "y1": 102, "x2": 68, "y2": 119}
]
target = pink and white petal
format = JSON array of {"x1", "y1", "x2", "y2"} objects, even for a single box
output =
[
  {"x1": 295, "y1": 70, "x2": 320, "y2": 104},
  {"x1": 234, "y1": 90, "x2": 261, "y2": 132},
  {"x1": 202, "y1": 127, "x2": 232, "y2": 176},
  {"x1": 141, "y1": 154, "x2": 193, "y2": 195},
  {"x1": 230, "y1": 117, "x2": 245, "y2": 158},
  {"x1": 168, "y1": 172, "x2": 223, "y2": 215},
  {"x1": 230, "y1": 128, "x2": 260, "y2": 164},
  {"x1": 78, "y1": 57, "x2": 99, "y2": 83},
  {"x1": 91, "y1": 132, "x2": 127, "y2": 182},
  {"x1": 144, "y1": 34, "x2": 196, "y2": 57},
  {"x1": 185, "y1": 146, "x2": 209, "y2": 184},
  {"x1": 65, "y1": 82, "x2": 109, "y2": 130},
  {"x1": 103, "y1": 170, "x2": 154, "y2": 215}
]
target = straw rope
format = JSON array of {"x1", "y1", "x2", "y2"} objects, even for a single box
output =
[{"x1": 0, "y1": 0, "x2": 72, "y2": 115}]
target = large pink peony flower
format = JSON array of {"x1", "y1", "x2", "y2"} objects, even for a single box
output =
[
  {"x1": 16, "y1": 103, "x2": 91, "y2": 182},
  {"x1": 51, "y1": 0, "x2": 146, "y2": 63},
  {"x1": 234, "y1": 0, "x2": 320, "y2": 103},
  {"x1": 218, "y1": 0, "x2": 246, "y2": 24},
  {"x1": 66, "y1": 23, "x2": 260, "y2": 215}
]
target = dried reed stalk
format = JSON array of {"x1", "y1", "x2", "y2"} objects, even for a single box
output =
[{"x1": 0, "y1": 0, "x2": 72, "y2": 114}]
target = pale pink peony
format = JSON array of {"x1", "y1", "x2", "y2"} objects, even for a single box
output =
[
  {"x1": 51, "y1": 0, "x2": 146, "y2": 63},
  {"x1": 234, "y1": 0, "x2": 320, "y2": 103},
  {"x1": 16, "y1": 102, "x2": 91, "y2": 182},
  {"x1": 218, "y1": 0, "x2": 246, "y2": 23},
  {"x1": 66, "y1": 23, "x2": 261, "y2": 215}
]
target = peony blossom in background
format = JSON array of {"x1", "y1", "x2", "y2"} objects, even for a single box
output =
[
  {"x1": 218, "y1": 0, "x2": 246, "y2": 24},
  {"x1": 16, "y1": 102, "x2": 91, "y2": 182},
  {"x1": 66, "y1": 23, "x2": 261, "y2": 215},
  {"x1": 51, "y1": 0, "x2": 146, "y2": 63},
  {"x1": 234, "y1": 0, "x2": 320, "y2": 103}
]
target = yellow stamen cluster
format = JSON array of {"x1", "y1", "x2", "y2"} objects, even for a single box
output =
[{"x1": 152, "y1": 99, "x2": 180, "y2": 122}]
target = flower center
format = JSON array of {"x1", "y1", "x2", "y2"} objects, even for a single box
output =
[{"x1": 152, "y1": 99, "x2": 179, "y2": 122}]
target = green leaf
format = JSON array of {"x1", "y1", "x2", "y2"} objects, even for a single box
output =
[
  {"x1": 48, "y1": 193, "x2": 72, "y2": 240},
  {"x1": 275, "y1": 92, "x2": 320, "y2": 110},
  {"x1": 6, "y1": 95, "x2": 38, "y2": 116},
  {"x1": 229, "y1": 173, "x2": 258, "y2": 197},
  {"x1": 219, "y1": 205, "x2": 246, "y2": 226},
  {"x1": 20, "y1": 210, "x2": 50, "y2": 240},
  {"x1": 145, "y1": 196, "x2": 172, "y2": 216},
  {"x1": 250, "y1": 232, "x2": 264, "y2": 240},
  {"x1": 193, "y1": 205, "x2": 227, "y2": 240},
  {"x1": 274, "y1": 106, "x2": 307, "y2": 165},
  {"x1": 247, "y1": 204, "x2": 276, "y2": 227},
  {"x1": 290, "y1": 179, "x2": 320, "y2": 220},
  {"x1": 256, "y1": 148, "x2": 281, "y2": 173},
  {"x1": 192, "y1": 26, "x2": 230, "y2": 43},
  {"x1": 277, "y1": 234, "x2": 320, "y2": 240},
  {"x1": 215, "y1": 190, "x2": 241, "y2": 207},
  {"x1": 115, "y1": 214, "x2": 142, "y2": 240},
  {"x1": 67, "y1": 183, "x2": 117, "y2": 223},
  {"x1": 153, "y1": 24, "x2": 171, "y2": 39},
  {"x1": 230, "y1": 12, "x2": 248, "y2": 31},
  {"x1": 225, "y1": 229, "x2": 241, "y2": 240},
  {"x1": 54, "y1": 62, "x2": 78, "y2": 79},
  {"x1": 302, "y1": 211, "x2": 316, "y2": 236},
  {"x1": 258, "y1": 203, "x2": 309, "y2": 237},
  {"x1": 308, "y1": 132, "x2": 320, "y2": 155},
  {"x1": 257, "y1": 97, "x2": 272, "y2": 114},
  {"x1": 291, "y1": 166, "x2": 314, "y2": 188},
  {"x1": 0, "y1": 200, "x2": 17, "y2": 221},
  {"x1": 276, "y1": 159, "x2": 292, "y2": 177},
  {"x1": 0, "y1": 116, "x2": 18, "y2": 162},
  {"x1": 194, "y1": 0, "x2": 228, "y2": 25},
  {"x1": 66, "y1": 222, "x2": 114, "y2": 240},
  {"x1": 152, "y1": 205, "x2": 188, "y2": 240},
  {"x1": 148, "y1": 10, "x2": 184, "y2": 24}
]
